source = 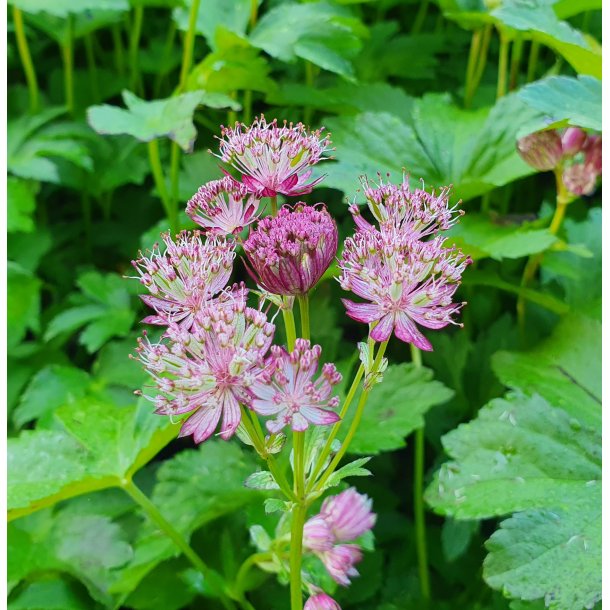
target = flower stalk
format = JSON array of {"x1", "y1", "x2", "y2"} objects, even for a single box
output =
[{"x1": 12, "y1": 6, "x2": 39, "y2": 113}]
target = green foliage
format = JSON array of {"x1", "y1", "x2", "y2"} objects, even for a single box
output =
[{"x1": 7, "y1": 177, "x2": 37, "y2": 233}]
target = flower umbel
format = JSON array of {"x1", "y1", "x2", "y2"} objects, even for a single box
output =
[
  {"x1": 251, "y1": 339, "x2": 341, "y2": 433},
  {"x1": 216, "y1": 115, "x2": 331, "y2": 197},
  {"x1": 243, "y1": 203, "x2": 338, "y2": 296},
  {"x1": 131, "y1": 231, "x2": 234, "y2": 328},
  {"x1": 339, "y1": 229, "x2": 470, "y2": 350},
  {"x1": 136, "y1": 290, "x2": 275, "y2": 443},
  {"x1": 186, "y1": 176, "x2": 261, "y2": 236}
]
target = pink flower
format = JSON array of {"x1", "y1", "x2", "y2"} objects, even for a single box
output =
[
  {"x1": 583, "y1": 134, "x2": 602, "y2": 174},
  {"x1": 304, "y1": 594, "x2": 342, "y2": 610},
  {"x1": 562, "y1": 162, "x2": 598, "y2": 196},
  {"x1": 243, "y1": 204, "x2": 338, "y2": 296},
  {"x1": 131, "y1": 231, "x2": 234, "y2": 328},
  {"x1": 351, "y1": 174, "x2": 463, "y2": 239},
  {"x1": 215, "y1": 115, "x2": 331, "y2": 197},
  {"x1": 517, "y1": 130, "x2": 563, "y2": 171},
  {"x1": 303, "y1": 516, "x2": 335, "y2": 552},
  {"x1": 251, "y1": 339, "x2": 341, "y2": 433},
  {"x1": 186, "y1": 176, "x2": 261, "y2": 236},
  {"x1": 339, "y1": 229, "x2": 470, "y2": 350},
  {"x1": 319, "y1": 544, "x2": 362, "y2": 586},
  {"x1": 561, "y1": 127, "x2": 587, "y2": 156},
  {"x1": 135, "y1": 290, "x2": 275, "y2": 443},
  {"x1": 320, "y1": 488, "x2": 376, "y2": 542}
]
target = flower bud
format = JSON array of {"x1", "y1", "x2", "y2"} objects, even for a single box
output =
[
  {"x1": 561, "y1": 127, "x2": 587, "y2": 156},
  {"x1": 517, "y1": 130, "x2": 563, "y2": 171},
  {"x1": 304, "y1": 594, "x2": 342, "y2": 610}
]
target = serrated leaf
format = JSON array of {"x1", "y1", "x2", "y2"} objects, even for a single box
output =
[
  {"x1": 244, "y1": 471, "x2": 281, "y2": 490},
  {"x1": 263, "y1": 498, "x2": 289, "y2": 515},
  {"x1": 323, "y1": 457, "x2": 372, "y2": 489},
  {"x1": 341, "y1": 363, "x2": 453, "y2": 455},
  {"x1": 492, "y1": 314, "x2": 601, "y2": 430}
]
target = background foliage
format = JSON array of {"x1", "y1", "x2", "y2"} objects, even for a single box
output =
[{"x1": 7, "y1": 0, "x2": 602, "y2": 609}]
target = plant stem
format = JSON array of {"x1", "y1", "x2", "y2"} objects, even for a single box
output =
[
  {"x1": 289, "y1": 433, "x2": 306, "y2": 610},
  {"x1": 411, "y1": 0, "x2": 430, "y2": 34},
  {"x1": 122, "y1": 479, "x2": 236, "y2": 609},
  {"x1": 81, "y1": 191, "x2": 92, "y2": 260},
  {"x1": 472, "y1": 23, "x2": 492, "y2": 91},
  {"x1": 464, "y1": 28, "x2": 482, "y2": 108},
  {"x1": 148, "y1": 139, "x2": 177, "y2": 233},
  {"x1": 112, "y1": 23, "x2": 125, "y2": 76},
  {"x1": 153, "y1": 21, "x2": 177, "y2": 98},
  {"x1": 249, "y1": 0, "x2": 259, "y2": 29},
  {"x1": 411, "y1": 344, "x2": 431, "y2": 601},
  {"x1": 282, "y1": 305, "x2": 297, "y2": 351},
  {"x1": 297, "y1": 295, "x2": 310, "y2": 341},
  {"x1": 84, "y1": 33, "x2": 101, "y2": 101},
  {"x1": 12, "y1": 6, "x2": 39, "y2": 113},
  {"x1": 129, "y1": 5, "x2": 144, "y2": 93},
  {"x1": 243, "y1": 90, "x2": 253, "y2": 124},
  {"x1": 61, "y1": 16, "x2": 74, "y2": 114},
  {"x1": 526, "y1": 40, "x2": 540, "y2": 82},
  {"x1": 496, "y1": 29, "x2": 509, "y2": 99},
  {"x1": 509, "y1": 34, "x2": 524, "y2": 91},
  {"x1": 234, "y1": 552, "x2": 272, "y2": 609},
  {"x1": 270, "y1": 195, "x2": 278, "y2": 216},
  {"x1": 304, "y1": 62, "x2": 315, "y2": 126}
]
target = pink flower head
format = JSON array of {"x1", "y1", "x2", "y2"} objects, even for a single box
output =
[
  {"x1": 320, "y1": 488, "x2": 376, "y2": 542},
  {"x1": 339, "y1": 229, "x2": 470, "y2": 350},
  {"x1": 561, "y1": 127, "x2": 587, "y2": 156},
  {"x1": 319, "y1": 544, "x2": 362, "y2": 586},
  {"x1": 251, "y1": 339, "x2": 341, "y2": 433},
  {"x1": 216, "y1": 115, "x2": 331, "y2": 197},
  {"x1": 583, "y1": 134, "x2": 602, "y2": 174},
  {"x1": 304, "y1": 594, "x2": 342, "y2": 610},
  {"x1": 562, "y1": 162, "x2": 598, "y2": 196},
  {"x1": 131, "y1": 231, "x2": 234, "y2": 328},
  {"x1": 351, "y1": 174, "x2": 463, "y2": 239},
  {"x1": 517, "y1": 130, "x2": 563, "y2": 171},
  {"x1": 135, "y1": 289, "x2": 275, "y2": 443},
  {"x1": 186, "y1": 176, "x2": 261, "y2": 236},
  {"x1": 243, "y1": 203, "x2": 338, "y2": 296},
  {"x1": 303, "y1": 516, "x2": 335, "y2": 552}
]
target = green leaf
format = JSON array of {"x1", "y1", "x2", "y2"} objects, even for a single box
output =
[
  {"x1": 10, "y1": 0, "x2": 129, "y2": 17},
  {"x1": 8, "y1": 398, "x2": 177, "y2": 520},
  {"x1": 7, "y1": 262, "x2": 41, "y2": 349},
  {"x1": 13, "y1": 364, "x2": 92, "y2": 428},
  {"x1": 93, "y1": 336, "x2": 148, "y2": 389},
  {"x1": 483, "y1": 497, "x2": 601, "y2": 610},
  {"x1": 87, "y1": 90, "x2": 206, "y2": 152},
  {"x1": 8, "y1": 578, "x2": 91, "y2": 610},
  {"x1": 324, "y1": 457, "x2": 372, "y2": 489},
  {"x1": 244, "y1": 471, "x2": 281, "y2": 490},
  {"x1": 441, "y1": 518, "x2": 478, "y2": 562},
  {"x1": 111, "y1": 441, "x2": 261, "y2": 595},
  {"x1": 342, "y1": 363, "x2": 454, "y2": 455},
  {"x1": 425, "y1": 393, "x2": 600, "y2": 519},
  {"x1": 492, "y1": 314, "x2": 601, "y2": 430},
  {"x1": 7, "y1": 177, "x2": 36, "y2": 233},
  {"x1": 518, "y1": 76, "x2": 602, "y2": 132},
  {"x1": 250, "y1": 2, "x2": 366, "y2": 78}
]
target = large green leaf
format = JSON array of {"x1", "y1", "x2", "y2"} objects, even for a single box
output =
[
  {"x1": 8, "y1": 578, "x2": 91, "y2": 610},
  {"x1": 8, "y1": 398, "x2": 177, "y2": 520},
  {"x1": 10, "y1": 0, "x2": 128, "y2": 17},
  {"x1": 343, "y1": 363, "x2": 454, "y2": 454},
  {"x1": 7, "y1": 177, "x2": 36, "y2": 233},
  {"x1": 7, "y1": 262, "x2": 41, "y2": 349},
  {"x1": 492, "y1": 314, "x2": 601, "y2": 430},
  {"x1": 249, "y1": 2, "x2": 367, "y2": 79},
  {"x1": 518, "y1": 76, "x2": 602, "y2": 132}
]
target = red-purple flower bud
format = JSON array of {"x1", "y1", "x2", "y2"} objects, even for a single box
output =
[
  {"x1": 304, "y1": 594, "x2": 342, "y2": 610},
  {"x1": 561, "y1": 127, "x2": 587, "y2": 157},
  {"x1": 517, "y1": 130, "x2": 563, "y2": 171},
  {"x1": 583, "y1": 134, "x2": 602, "y2": 174}
]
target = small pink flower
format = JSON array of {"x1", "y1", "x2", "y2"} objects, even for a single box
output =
[
  {"x1": 561, "y1": 127, "x2": 587, "y2": 156},
  {"x1": 251, "y1": 339, "x2": 341, "y2": 433},
  {"x1": 339, "y1": 230, "x2": 470, "y2": 350},
  {"x1": 304, "y1": 593, "x2": 342, "y2": 610},
  {"x1": 517, "y1": 130, "x2": 563, "y2": 171},
  {"x1": 583, "y1": 134, "x2": 602, "y2": 174},
  {"x1": 216, "y1": 115, "x2": 331, "y2": 197},
  {"x1": 243, "y1": 204, "x2": 338, "y2": 296},
  {"x1": 562, "y1": 162, "x2": 598, "y2": 196},
  {"x1": 131, "y1": 231, "x2": 234, "y2": 328},
  {"x1": 319, "y1": 544, "x2": 362, "y2": 586},
  {"x1": 186, "y1": 176, "x2": 261, "y2": 236},
  {"x1": 303, "y1": 516, "x2": 335, "y2": 552},
  {"x1": 320, "y1": 488, "x2": 376, "y2": 542},
  {"x1": 352, "y1": 174, "x2": 463, "y2": 239},
  {"x1": 136, "y1": 290, "x2": 275, "y2": 443}
]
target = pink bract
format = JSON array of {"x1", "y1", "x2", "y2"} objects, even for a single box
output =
[
  {"x1": 321, "y1": 488, "x2": 377, "y2": 542},
  {"x1": 304, "y1": 594, "x2": 342, "y2": 610}
]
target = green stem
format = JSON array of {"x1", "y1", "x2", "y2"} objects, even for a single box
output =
[
  {"x1": 12, "y1": 6, "x2": 39, "y2": 113},
  {"x1": 315, "y1": 341, "x2": 388, "y2": 492},
  {"x1": 297, "y1": 295, "x2": 310, "y2": 341},
  {"x1": 112, "y1": 23, "x2": 125, "y2": 77},
  {"x1": 249, "y1": 0, "x2": 259, "y2": 29},
  {"x1": 270, "y1": 195, "x2": 278, "y2": 216},
  {"x1": 153, "y1": 21, "x2": 177, "y2": 98},
  {"x1": 84, "y1": 33, "x2": 100, "y2": 101},
  {"x1": 243, "y1": 90, "x2": 253, "y2": 124},
  {"x1": 496, "y1": 30, "x2": 509, "y2": 99},
  {"x1": 411, "y1": 345, "x2": 430, "y2": 601},
  {"x1": 81, "y1": 191, "x2": 92, "y2": 260},
  {"x1": 148, "y1": 139, "x2": 177, "y2": 233},
  {"x1": 234, "y1": 552, "x2": 272, "y2": 609},
  {"x1": 177, "y1": 0, "x2": 201, "y2": 91},
  {"x1": 289, "y1": 434, "x2": 306, "y2": 610},
  {"x1": 61, "y1": 16, "x2": 74, "y2": 114},
  {"x1": 464, "y1": 29, "x2": 482, "y2": 108},
  {"x1": 122, "y1": 479, "x2": 236, "y2": 610},
  {"x1": 472, "y1": 23, "x2": 492, "y2": 92},
  {"x1": 526, "y1": 40, "x2": 540, "y2": 82},
  {"x1": 282, "y1": 305, "x2": 297, "y2": 351},
  {"x1": 410, "y1": 0, "x2": 430, "y2": 34},
  {"x1": 509, "y1": 34, "x2": 524, "y2": 91},
  {"x1": 304, "y1": 62, "x2": 315, "y2": 126},
  {"x1": 129, "y1": 5, "x2": 144, "y2": 93}
]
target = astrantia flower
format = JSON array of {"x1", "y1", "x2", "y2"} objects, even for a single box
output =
[
  {"x1": 303, "y1": 516, "x2": 335, "y2": 552},
  {"x1": 517, "y1": 130, "x2": 563, "y2": 171},
  {"x1": 243, "y1": 203, "x2": 338, "y2": 296},
  {"x1": 216, "y1": 115, "x2": 331, "y2": 197},
  {"x1": 304, "y1": 593, "x2": 342, "y2": 610},
  {"x1": 561, "y1": 127, "x2": 587, "y2": 156},
  {"x1": 562, "y1": 162, "x2": 598, "y2": 196},
  {"x1": 186, "y1": 176, "x2": 261, "y2": 236},
  {"x1": 320, "y1": 488, "x2": 376, "y2": 542},
  {"x1": 131, "y1": 231, "x2": 234, "y2": 328},
  {"x1": 351, "y1": 174, "x2": 462, "y2": 239},
  {"x1": 339, "y1": 229, "x2": 470, "y2": 350},
  {"x1": 320, "y1": 544, "x2": 362, "y2": 586},
  {"x1": 251, "y1": 339, "x2": 341, "y2": 433},
  {"x1": 136, "y1": 290, "x2": 275, "y2": 443}
]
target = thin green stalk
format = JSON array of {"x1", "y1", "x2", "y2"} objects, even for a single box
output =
[
  {"x1": 122, "y1": 479, "x2": 236, "y2": 610},
  {"x1": 84, "y1": 33, "x2": 100, "y2": 101},
  {"x1": 243, "y1": 90, "x2": 253, "y2": 124},
  {"x1": 12, "y1": 6, "x2": 39, "y2": 113},
  {"x1": 509, "y1": 34, "x2": 524, "y2": 91},
  {"x1": 304, "y1": 61, "x2": 315, "y2": 126},
  {"x1": 112, "y1": 23, "x2": 125, "y2": 76},
  {"x1": 410, "y1": 0, "x2": 430, "y2": 34},
  {"x1": 315, "y1": 341, "x2": 388, "y2": 492},
  {"x1": 289, "y1": 433, "x2": 306, "y2": 610},
  {"x1": 61, "y1": 16, "x2": 74, "y2": 114},
  {"x1": 411, "y1": 345, "x2": 430, "y2": 601},
  {"x1": 297, "y1": 295, "x2": 310, "y2": 341},
  {"x1": 270, "y1": 195, "x2": 278, "y2": 216},
  {"x1": 148, "y1": 139, "x2": 177, "y2": 233},
  {"x1": 472, "y1": 23, "x2": 492, "y2": 94},
  {"x1": 129, "y1": 5, "x2": 144, "y2": 92},
  {"x1": 282, "y1": 305, "x2": 297, "y2": 351},
  {"x1": 153, "y1": 21, "x2": 177, "y2": 98},
  {"x1": 526, "y1": 40, "x2": 540, "y2": 82},
  {"x1": 81, "y1": 192, "x2": 92, "y2": 260},
  {"x1": 464, "y1": 28, "x2": 482, "y2": 108},
  {"x1": 496, "y1": 30, "x2": 509, "y2": 99},
  {"x1": 234, "y1": 552, "x2": 272, "y2": 609}
]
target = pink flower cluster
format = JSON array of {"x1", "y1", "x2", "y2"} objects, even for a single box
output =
[
  {"x1": 339, "y1": 175, "x2": 470, "y2": 350},
  {"x1": 517, "y1": 127, "x2": 602, "y2": 196}
]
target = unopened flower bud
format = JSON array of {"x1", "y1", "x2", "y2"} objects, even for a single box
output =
[{"x1": 517, "y1": 130, "x2": 563, "y2": 171}]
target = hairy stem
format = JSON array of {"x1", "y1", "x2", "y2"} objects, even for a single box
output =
[{"x1": 12, "y1": 6, "x2": 39, "y2": 113}]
